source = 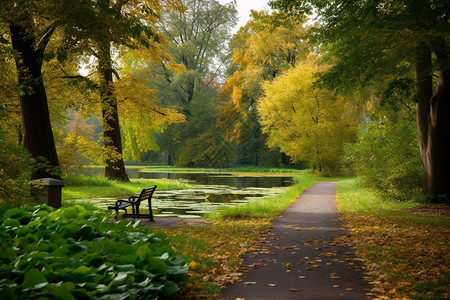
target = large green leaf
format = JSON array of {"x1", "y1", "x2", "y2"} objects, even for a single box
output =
[{"x1": 22, "y1": 268, "x2": 47, "y2": 288}]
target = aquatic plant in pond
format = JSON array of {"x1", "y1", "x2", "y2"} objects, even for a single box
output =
[{"x1": 75, "y1": 185, "x2": 287, "y2": 218}]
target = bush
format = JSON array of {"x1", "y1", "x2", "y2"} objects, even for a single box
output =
[
  {"x1": 0, "y1": 205, "x2": 188, "y2": 299},
  {"x1": 0, "y1": 133, "x2": 32, "y2": 205},
  {"x1": 343, "y1": 116, "x2": 424, "y2": 200}
]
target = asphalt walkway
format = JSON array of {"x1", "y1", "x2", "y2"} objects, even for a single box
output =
[{"x1": 220, "y1": 182, "x2": 371, "y2": 299}]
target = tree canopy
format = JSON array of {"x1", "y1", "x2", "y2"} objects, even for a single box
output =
[{"x1": 270, "y1": 0, "x2": 450, "y2": 201}]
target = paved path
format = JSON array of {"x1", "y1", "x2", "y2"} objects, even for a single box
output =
[{"x1": 220, "y1": 182, "x2": 371, "y2": 300}]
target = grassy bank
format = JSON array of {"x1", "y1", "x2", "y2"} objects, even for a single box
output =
[
  {"x1": 336, "y1": 179, "x2": 449, "y2": 299},
  {"x1": 208, "y1": 173, "x2": 315, "y2": 219},
  {"x1": 62, "y1": 176, "x2": 190, "y2": 201}
]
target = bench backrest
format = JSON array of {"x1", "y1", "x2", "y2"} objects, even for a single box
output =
[{"x1": 138, "y1": 185, "x2": 157, "y2": 201}]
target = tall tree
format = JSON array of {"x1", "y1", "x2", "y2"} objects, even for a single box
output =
[
  {"x1": 1, "y1": 0, "x2": 61, "y2": 179},
  {"x1": 60, "y1": 0, "x2": 172, "y2": 181},
  {"x1": 271, "y1": 0, "x2": 450, "y2": 201},
  {"x1": 157, "y1": 0, "x2": 238, "y2": 116},
  {"x1": 148, "y1": 0, "x2": 237, "y2": 165}
]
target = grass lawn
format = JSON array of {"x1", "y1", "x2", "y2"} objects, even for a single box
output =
[{"x1": 336, "y1": 179, "x2": 449, "y2": 299}]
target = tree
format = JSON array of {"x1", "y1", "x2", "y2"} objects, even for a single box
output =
[
  {"x1": 257, "y1": 55, "x2": 357, "y2": 175},
  {"x1": 217, "y1": 10, "x2": 309, "y2": 165},
  {"x1": 115, "y1": 51, "x2": 186, "y2": 162},
  {"x1": 158, "y1": 0, "x2": 238, "y2": 117},
  {"x1": 1, "y1": 0, "x2": 62, "y2": 179},
  {"x1": 59, "y1": 0, "x2": 175, "y2": 181},
  {"x1": 270, "y1": 0, "x2": 450, "y2": 201},
  {"x1": 147, "y1": 0, "x2": 238, "y2": 165}
]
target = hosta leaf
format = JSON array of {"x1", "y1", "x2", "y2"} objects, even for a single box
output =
[
  {"x1": 146, "y1": 257, "x2": 167, "y2": 275},
  {"x1": 22, "y1": 268, "x2": 47, "y2": 288},
  {"x1": 136, "y1": 244, "x2": 149, "y2": 262},
  {"x1": 115, "y1": 264, "x2": 136, "y2": 273}
]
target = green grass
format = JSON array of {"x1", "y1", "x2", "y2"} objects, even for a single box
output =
[
  {"x1": 208, "y1": 173, "x2": 316, "y2": 219},
  {"x1": 62, "y1": 176, "x2": 190, "y2": 201},
  {"x1": 336, "y1": 178, "x2": 447, "y2": 226}
]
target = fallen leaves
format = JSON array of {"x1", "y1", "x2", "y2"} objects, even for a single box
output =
[
  {"x1": 330, "y1": 273, "x2": 340, "y2": 279},
  {"x1": 338, "y1": 193, "x2": 450, "y2": 299},
  {"x1": 157, "y1": 218, "x2": 272, "y2": 299}
]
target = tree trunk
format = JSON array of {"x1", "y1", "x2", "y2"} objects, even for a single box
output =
[
  {"x1": 98, "y1": 43, "x2": 129, "y2": 182},
  {"x1": 9, "y1": 23, "x2": 60, "y2": 180},
  {"x1": 415, "y1": 44, "x2": 450, "y2": 202}
]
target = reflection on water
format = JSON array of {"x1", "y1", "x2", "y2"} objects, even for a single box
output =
[
  {"x1": 76, "y1": 168, "x2": 295, "y2": 219},
  {"x1": 135, "y1": 171, "x2": 295, "y2": 188}
]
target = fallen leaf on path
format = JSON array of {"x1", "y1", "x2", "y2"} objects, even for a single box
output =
[
  {"x1": 298, "y1": 276, "x2": 306, "y2": 279},
  {"x1": 282, "y1": 262, "x2": 293, "y2": 269},
  {"x1": 243, "y1": 281, "x2": 257, "y2": 285},
  {"x1": 268, "y1": 283, "x2": 276, "y2": 287},
  {"x1": 289, "y1": 288, "x2": 300, "y2": 292}
]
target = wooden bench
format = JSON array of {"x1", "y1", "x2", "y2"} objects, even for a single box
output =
[{"x1": 108, "y1": 185, "x2": 157, "y2": 221}]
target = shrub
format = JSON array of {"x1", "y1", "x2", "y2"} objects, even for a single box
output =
[
  {"x1": 0, "y1": 133, "x2": 32, "y2": 205},
  {"x1": 343, "y1": 116, "x2": 424, "y2": 200},
  {"x1": 0, "y1": 204, "x2": 188, "y2": 299}
]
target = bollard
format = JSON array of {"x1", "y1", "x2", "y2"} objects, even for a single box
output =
[{"x1": 30, "y1": 178, "x2": 64, "y2": 208}]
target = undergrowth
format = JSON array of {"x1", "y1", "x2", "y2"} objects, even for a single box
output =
[{"x1": 0, "y1": 204, "x2": 188, "y2": 299}]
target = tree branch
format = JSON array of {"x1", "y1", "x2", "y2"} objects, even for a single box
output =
[{"x1": 37, "y1": 24, "x2": 56, "y2": 56}]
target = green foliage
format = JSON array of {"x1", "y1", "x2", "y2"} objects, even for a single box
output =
[
  {"x1": 0, "y1": 129, "x2": 32, "y2": 204},
  {"x1": 148, "y1": 0, "x2": 238, "y2": 165},
  {"x1": 343, "y1": 116, "x2": 424, "y2": 201},
  {"x1": 0, "y1": 204, "x2": 188, "y2": 299}
]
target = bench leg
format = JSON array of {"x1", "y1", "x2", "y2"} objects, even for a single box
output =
[
  {"x1": 148, "y1": 199, "x2": 154, "y2": 222},
  {"x1": 131, "y1": 205, "x2": 136, "y2": 219}
]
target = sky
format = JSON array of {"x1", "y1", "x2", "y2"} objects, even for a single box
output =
[{"x1": 221, "y1": 0, "x2": 272, "y2": 33}]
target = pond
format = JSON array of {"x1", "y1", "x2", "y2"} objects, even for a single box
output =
[{"x1": 78, "y1": 168, "x2": 296, "y2": 219}]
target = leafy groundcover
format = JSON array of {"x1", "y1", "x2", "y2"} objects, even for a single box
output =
[{"x1": 0, "y1": 204, "x2": 188, "y2": 299}]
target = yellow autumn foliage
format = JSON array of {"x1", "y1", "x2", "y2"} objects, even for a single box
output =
[
  {"x1": 257, "y1": 55, "x2": 357, "y2": 175},
  {"x1": 114, "y1": 60, "x2": 186, "y2": 162}
]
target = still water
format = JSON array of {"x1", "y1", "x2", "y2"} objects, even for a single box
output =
[{"x1": 81, "y1": 168, "x2": 295, "y2": 219}]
